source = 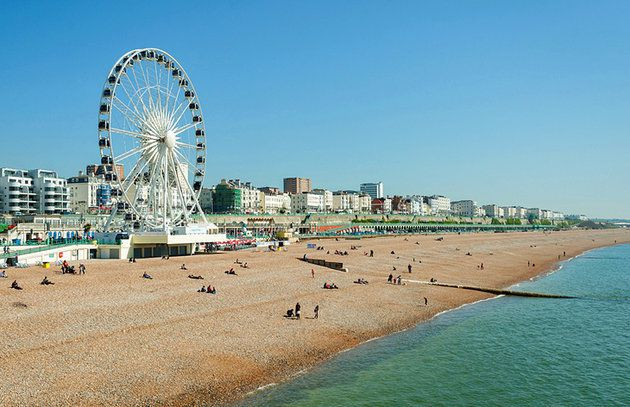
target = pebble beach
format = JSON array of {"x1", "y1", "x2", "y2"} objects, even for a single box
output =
[{"x1": 1, "y1": 229, "x2": 629, "y2": 406}]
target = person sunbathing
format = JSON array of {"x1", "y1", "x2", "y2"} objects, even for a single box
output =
[
  {"x1": 11, "y1": 280, "x2": 22, "y2": 290},
  {"x1": 207, "y1": 286, "x2": 217, "y2": 294},
  {"x1": 40, "y1": 276, "x2": 54, "y2": 285},
  {"x1": 188, "y1": 274, "x2": 204, "y2": 280},
  {"x1": 224, "y1": 269, "x2": 237, "y2": 275},
  {"x1": 197, "y1": 286, "x2": 207, "y2": 292}
]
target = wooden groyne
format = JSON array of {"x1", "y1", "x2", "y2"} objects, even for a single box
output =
[
  {"x1": 415, "y1": 281, "x2": 575, "y2": 299},
  {"x1": 298, "y1": 257, "x2": 346, "y2": 271}
]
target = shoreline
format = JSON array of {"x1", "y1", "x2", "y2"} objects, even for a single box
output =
[
  {"x1": 1, "y1": 229, "x2": 629, "y2": 406},
  {"x1": 235, "y1": 237, "x2": 630, "y2": 406}
]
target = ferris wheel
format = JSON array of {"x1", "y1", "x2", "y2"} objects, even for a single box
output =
[{"x1": 97, "y1": 48, "x2": 207, "y2": 231}]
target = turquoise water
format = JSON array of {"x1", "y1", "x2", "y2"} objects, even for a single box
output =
[{"x1": 240, "y1": 244, "x2": 630, "y2": 406}]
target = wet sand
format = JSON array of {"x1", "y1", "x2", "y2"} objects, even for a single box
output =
[{"x1": 1, "y1": 229, "x2": 629, "y2": 406}]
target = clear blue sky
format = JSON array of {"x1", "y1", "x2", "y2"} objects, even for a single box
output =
[{"x1": 1, "y1": 1, "x2": 629, "y2": 218}]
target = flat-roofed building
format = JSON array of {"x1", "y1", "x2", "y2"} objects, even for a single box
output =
[{"x1": 283, "y1": 177, "x2": 312, "y2": 194}]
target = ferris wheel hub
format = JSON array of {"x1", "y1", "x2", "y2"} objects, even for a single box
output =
[{"x1": 164, "y1": 130, "x2": 176, "y2": 150}]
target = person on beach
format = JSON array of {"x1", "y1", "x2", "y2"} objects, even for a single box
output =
[
  {"x1": 480, "y1": 263, "x2": 484, "y2": 270},
  {"x1": 397, "y1": 275, "x2": 402, "y2": 285},
  {"x1": 198, "y1": 286, "x2": 207, "y2": 292},
  {"x1": 311, "y1": 269, "x2": 315, "y2": 278},
  {"x1": 207, "y1": 285, "x2": 216, "y2": 294},
  {"x1": 388, "y1": 274, "x2": 393, "y2": 283},
  {"x1": 0, "y1": 270, "x2": 7, "y2": 278},
  {"x1": 79, "y1": 264, "x2": 86, "y2": 275},
  {"x1": 142, "y1": 272, "x2": 152, "y2": 279},
  {"x1": 408, "y1": 264, "x2": 412, "y2": 273},
  {"x1": 295, "y1": 302, "x2": 301, "y2": 319},
  {"x1": 11, "y1": 280, "x2": 22, "y2": 290},
  {"x1": 40, "y1": 276, "x2": 54, "y2": 285},
  {"x1": 180, "y1": 264, "x2": 187, "y2": 270},
  {"x1": 528, "y1": 260, "x2": 530, "y2": 267},
  {"x1": 314, "y1": 305, "x2": 319, "y2": 319},
  {"x1": 370, "y1": 250, "x2": 374, "y2": 257},
  {"x1": 424, "y1": 297, "x2": 428, "y2": 306}
]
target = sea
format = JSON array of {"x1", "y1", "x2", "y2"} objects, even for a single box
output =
[{"x1": 239, "y1": 244, "x2": 630, "y2": 406}]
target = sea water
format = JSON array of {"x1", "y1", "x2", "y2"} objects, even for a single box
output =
[{"x1": 240, "y1": 244, "x2": 630, "y2": 406}]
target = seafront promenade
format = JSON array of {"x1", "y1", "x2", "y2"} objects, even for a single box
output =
[{"x1": 2, "y1": 228, "x2": 628, "y2": 405}]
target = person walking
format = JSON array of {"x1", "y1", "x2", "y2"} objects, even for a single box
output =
[
  {"x1": 295, "y1": 302, "x2": 301, "y2": 320},
  {"x1": 79, "y1": 264, "x2": 86, "y2": 275},
  {"x1": 424, "y1": 297, "x2": 428, "y2": 306},
  {"x1": 408, "y1": 264, "x2": 412, "y2": 273},
  {"x1": 314, "y1": 304, "x2": 319, "y2": 319},
  {"x1": 311, "y1": 269, "x2": 315, "y2": 278}
]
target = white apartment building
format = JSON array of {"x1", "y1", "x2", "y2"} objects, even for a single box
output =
[
  {"x1": 333, "y1": 192, "x2": 361, "y2": 212},
  {"x1": 515, "y1": 207, "x2": 528, "y2": 219},
  {"x1": 199, "y1": 187, "x2": 213, "y2": 213},
  {"x1": 359, "y1": 194, "x2": 371, "y2": 213},
  {"x1": 482, "y1": 204, "x2": 501, "y2": 218},
  {"x1": 527, "y1": 208, "x2": 543, "y2": 219},
  {"x1": 227, "y1": 179, "x2": 261, "y2": 213},
  {"x1": 312, "y1": 189, "x2": 333, "y2": 212},
  {"x1": 291, "y1": 192, "x2": 324, "y2": 213},
  {"x1": 67, "y1": 173, "x2": 111, "y2": 214},
  {"x1": 262, "y1": 193, "x2": 291, "y2": 213},
  {"x1": 0, "y1": 168, "x2": 36, "y2": 215},
  {"x1": 360, "y1": 182, "x2": 384, "y2": 199},
  {"x1": 0, "y1": 168, "x2": 69, "y2": 215},
  {"x1": 502, "y1": 206, "x2": 517, "y2": 219},
  {"x1": 426, "y1": 195, "x2": 451, "y2": 215},
  {"x1": 29, "y1": 169, "x2": 70, "y2": 214},
  {"x1": 451, "y1": 200, "x2": 481, "y2": 217}
]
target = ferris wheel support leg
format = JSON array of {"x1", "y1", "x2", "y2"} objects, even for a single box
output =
[{"x1": 105, "y1": 205, "x2": 118, "y2": 232}]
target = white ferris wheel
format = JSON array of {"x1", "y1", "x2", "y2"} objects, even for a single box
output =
[{"x1": 97, "y1": 48, "x2": 207, "y2": 231}]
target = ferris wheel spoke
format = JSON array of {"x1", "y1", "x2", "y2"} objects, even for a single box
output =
[
  {"x1": 129, "y1": 65, "x2": 151, "y2": 114},
  {"x1": 175, "y1": 141, "x2": 197, "y2": 149},
  {"x1": 174, "y1": 149, "x2": 199, "y2": 173},
  {"x1": 114, "y1": 144, "x2": 152, "y2": 163},
  {"x1": 172, "y1": 122, "x2": 200, "y2": 136},
  {"x1": 169, "y1": 100, "x2": 190, "y2": 129},
  {"x1": 110, "y1": 127, "x2": 159, "y2": 140},
  {"x1": 112, "y1": 97, "x2": 145, "y2": 128},
  {"x1": 168, "y1": 153, "x2": 190, "y2": 221},
  {"x1": 117, "y1": 79, "x2": 147, "y2": 120}
]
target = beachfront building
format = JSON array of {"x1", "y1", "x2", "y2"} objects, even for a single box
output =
[
  {"x1": 333, "y1": 191, "x2": 361, "y2": 212},
  {"x1": 29, "y1": 169, "x2": 70, "y2": 215},
  {"x1": 360, "y1": 182, "x2": 384, "y2": 199},
  {"x1": 212, "y1": 180, "x2": 242, "y2": 213},
  {"x1": 527, "y1": 208, "x2": 543, "y2": 220},
  {"x1": 371, "y1": 197, "x2": 392, "y2": 213},
  {"x1": 451, "y1": 200, "x2": 481, "y2": 218},
  {"x1": 199, "y1": 187, "x2": 214, "y2": 213},
  {"x1": 291, "y1": 192, "x2": 324, "y2": 213},
  {"x1": 212, "y1": 179, "x2": 260, "y2": 214},
  {"x1": 515, "y1": 207, "x2": 528, "y2": 219},
  {"x1": 67, "y1": 172, "x2": 112, "y2": 214},
  {"x1": 312, "y1": 189, "x2": 333, "y2": 212},
  {"x1": 359, "y1": 194, "x2": 372, "y2": 213},
  {"x1": 424, "y1": 195, "x2": 451, "y2": 215},
  {"x1": 283, "y1": 177, "x2": 312, "y2": 194},
  {"x1": 502, "y1": 206, "x2": 517, "y2": 219},
  {"x1": 0, "y1": 168, "x2": 69, "y2": 215},
  {"x1": 261, "y1": 192, "x2": 291, "y2": 214},
  {"x1": 0, "y1": 168, "x2": 36, "y2": 215},
  {"x1": 482, "y1": 204, "x2": 501, "y2": 218}
]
